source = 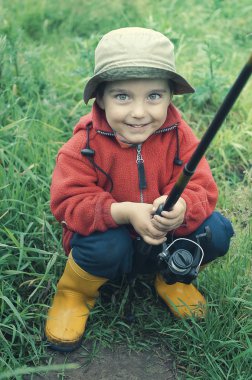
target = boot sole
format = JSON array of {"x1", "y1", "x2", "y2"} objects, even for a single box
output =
[{"x1": 45, "y1": 336, "x2": 83, "y2": 353}]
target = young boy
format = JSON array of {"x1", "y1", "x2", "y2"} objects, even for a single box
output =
[{"x1": 45, "y1": 27, "x2": 234, "y2": 352}]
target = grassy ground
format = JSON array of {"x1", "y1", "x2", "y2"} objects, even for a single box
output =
[{"x1": 0, "y1": 0, "x2": 251, "y2": 379}]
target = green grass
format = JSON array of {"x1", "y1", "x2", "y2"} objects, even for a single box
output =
[{"x1": 0, "y1": 0, "x2": 251, "y2": 379}]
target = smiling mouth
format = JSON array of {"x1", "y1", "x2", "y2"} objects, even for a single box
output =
[{"x1": 126, "y1": 123, "x2": 149, "y2": 128}]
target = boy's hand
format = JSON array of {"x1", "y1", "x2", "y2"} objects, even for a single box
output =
[
  {"x1": 111, "y1": 202, "x2": 167, "y2": 245},
  {"x1": 151, "y1": 195, "x2": 186, "y2": 233}
]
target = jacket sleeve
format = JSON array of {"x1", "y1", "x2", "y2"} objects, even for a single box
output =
[
  {"x1": 50, "y1": 149, "x2": 118, "y2": 236},
  {"x1": 161, "y1": 121, "x2": 218, "y2": 236}
]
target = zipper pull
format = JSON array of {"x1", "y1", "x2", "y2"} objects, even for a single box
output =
[{"x1": 136, "y1": 144, "x2": 147, "y2": 190}]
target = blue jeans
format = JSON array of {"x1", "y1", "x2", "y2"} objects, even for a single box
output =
[{"x1": 70, "y1": 212, "x2": 234, "y2": 280}]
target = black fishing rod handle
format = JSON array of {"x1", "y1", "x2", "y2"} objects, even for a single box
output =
[
  {"x1": 155, "y1": 197, "x2": 176, "y2": 216},
  {"x1": 155, "y1": 204, "x2": 165, "y2": 216},
  {"x1": 155, "y1": 164, "x2": 194, "y2": 216},
  {"x1": 155, "y1": 185, "x2": 183, "y2": 216}
]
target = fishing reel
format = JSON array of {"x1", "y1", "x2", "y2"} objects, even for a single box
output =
[{"x1": 157, "y1": 226, "x2": 211, "y2": 284}]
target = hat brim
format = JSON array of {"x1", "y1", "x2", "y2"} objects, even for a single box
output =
[{"x1": 83, "y1": 67, "x2": 194, "y2": 104}]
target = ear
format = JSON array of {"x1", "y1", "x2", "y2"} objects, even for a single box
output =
[{"x1": 96, "y1": 94, "x2": 105, "y2": 110}]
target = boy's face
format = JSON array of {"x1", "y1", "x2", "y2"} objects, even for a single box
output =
[{"x1": 97, "y1": 78, "x2": 171, "y2": 144}]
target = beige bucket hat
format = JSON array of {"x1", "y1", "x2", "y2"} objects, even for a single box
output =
[{"x1": 83, "y1": 27, "x2": 194, "y2": 104}]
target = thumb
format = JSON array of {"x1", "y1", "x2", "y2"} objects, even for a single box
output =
[{"x1": 152, "y1": 197, "x2": 165, "y2": 212}]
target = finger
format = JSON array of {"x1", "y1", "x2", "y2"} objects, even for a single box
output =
[
  {"x1": 152, "y1": 215, "x2": 183, "y2": 231},
  {"x1": 150, "y1": 229, "x2": 167, "y2": 239},
  {"x1": 153, "y1": 214, "x2": 174, "y2": 226},
  {"x1": 151, "y1": 219, "x2": 170, "y2": 232},
  {"x1": 160, "y1": 210, "x2": 177, "y2": 219},
  {"x1": 156, "y1": 212, "x2": 184, "y2": 225},
  {"x1": 143, "y1": 235, "x2": 167, "y2": 246},
  {"x1": 146, "y1": 223, "x2": 167, "y2": 237},
  {"x1": 152, "y1": 196, "x2": 166, "y2": 210}
]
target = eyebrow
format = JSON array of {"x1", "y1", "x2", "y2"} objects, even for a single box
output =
[
  {"x1": 149, "y1": 89, "x2": 169, "y2": 93},
  {"x1": 107, "y1": 88, "x2": 128, "y2": 93}
]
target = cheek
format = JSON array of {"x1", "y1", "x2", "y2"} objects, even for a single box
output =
[
  {"x1": 153, "y1": 107, "x2": 168, "y2": 123},
  {"x1": 106, "y1": 108, "x2": 125, "y2": 123}
]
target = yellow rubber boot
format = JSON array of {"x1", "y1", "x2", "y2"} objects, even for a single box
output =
[
  {"x1": 155, "y1": 274, "x2": 206, "y2": 318},
  {"x1": 45, "y1": 252, "x2": 107, "y2": 351}
]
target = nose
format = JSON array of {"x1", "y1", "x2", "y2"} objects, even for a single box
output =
[{"x1": 130, "y1": 100, "x2": 146, "y2": 119}]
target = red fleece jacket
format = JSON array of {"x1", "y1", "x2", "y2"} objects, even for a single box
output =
[{"x1": 50, "y1": 102, "x2": 218, "y2": 254}]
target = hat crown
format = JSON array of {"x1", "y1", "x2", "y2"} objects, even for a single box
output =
[
  {"x1": 83, "y1": 27, "x2": 195, "y2": 104},
  {"x1": 94, "y1": 27, "x2": 176, "y2": 75}
]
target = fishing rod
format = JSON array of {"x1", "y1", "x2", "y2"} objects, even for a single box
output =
[
  {"x1": 124, "y1": 55, "x2": 252, "y2": 321},
  {"x1": 151, "y1": 53, "x2": 252, "y2": 285},
  {"x1": 156, "y1": 53, "x2": 252, "y2": 215},
  {"x1": 134, "y1": 53, "x2": 252, "y2": 285}
]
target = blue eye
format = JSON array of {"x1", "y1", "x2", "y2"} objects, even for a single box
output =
[
  {"x1": 115, "y1": 94, "x2": 129, "y2": 101},
  {"x1": 148, "y1": 93, "x2": 161, "y2": 100}
]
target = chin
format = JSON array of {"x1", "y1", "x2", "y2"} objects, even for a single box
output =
[
  {"x1": 127, "y1": 134, "x2": 151, "y2": 144},
  {"x1": 128, "y1": 138, "x2": 146, "y2": 144}
]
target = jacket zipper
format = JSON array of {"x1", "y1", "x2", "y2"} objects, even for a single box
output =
[
  {"x1": 96, "y1": 125, "x2": 179, "y2": 202},
  {"x1": 136, "y1": 144, "x2": 147, "y2": 202}
]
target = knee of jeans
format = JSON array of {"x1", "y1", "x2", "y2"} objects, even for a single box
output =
[
  {"x1": 208, "y1": 212, "x2": 234, "y2": 257},
  {"x1": 71, "y1": 226, "x2": 134, "y2": 271},
  {"x1": 98, "y1": 230, "x2": 133, "y2": 267}
]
